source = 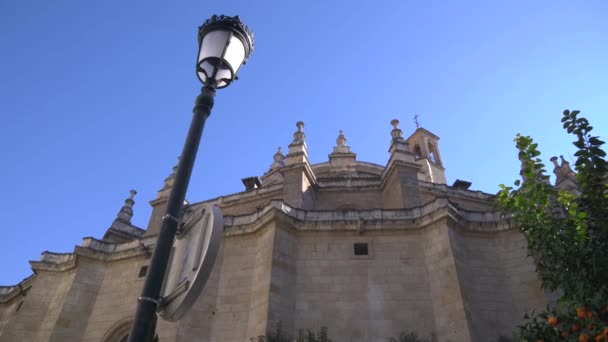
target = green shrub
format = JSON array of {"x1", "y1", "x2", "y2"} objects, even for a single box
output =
[
  {"x1": 390, "y1": 330, "x2": 430, "y2": 342},
  {"x1": 250, "y1": 322, "x2": 332, "y2": 342}
]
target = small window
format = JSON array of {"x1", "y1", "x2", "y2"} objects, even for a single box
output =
[
  {"x1": 138, "y1": 266, "x2": 148, "y2": 278},
  {"x1": 354, "y1": 243, "x2": 369, "y2": 256},
  {"x1": 414, "y1": 145, "x2": 422, "y2": 159},
  {"x1": 428, "y1": 143, "x2": 439, "y2": 164}
]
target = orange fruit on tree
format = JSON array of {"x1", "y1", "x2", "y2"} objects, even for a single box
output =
[
  {"x1": 578, "y1": 307, "x2": 588, "y2": 318},
  {"x1": 595, "y1": 335, "x2": 604, "y2": 342},
  {"x1": 588, "y1": 311, "x2": 597, "y2": 318},
  {"x1": 580, "y1": 334, "x2": 590, "y2": 342},
  {"x1": 573, "y1": 324, "x2": 582, "y2": 332},
  {"x1": 548, "y1": 316, "x2": 559, "y2": 326},
  {"x1": 562, "y1": 331, "x2": 570, "y2": 338}
]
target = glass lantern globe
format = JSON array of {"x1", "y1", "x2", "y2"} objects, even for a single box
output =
[{"x1": 197, "y1": 15, "x2": 254, "y2": 89}]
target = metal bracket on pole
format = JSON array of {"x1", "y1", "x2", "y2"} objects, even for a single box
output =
[
  {"x1": 159, "y1": 280, "x2": 190, "y2": 310},
  {"x1": 163, "y1": 214, "x2": 183, "y2": 235},
  {"x1": 138, "y1": 296, "x2": 162, "y2": 306},
  {"x1": 162, "y1": 214, "x2": 180, "y2": 223}
]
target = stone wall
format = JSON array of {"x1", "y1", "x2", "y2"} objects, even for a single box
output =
[
  {"x1": 313, "y1": 189, "x2": 382, "y2": 210},
  {"x1": 79, "y1": 256, "x2": 155, "y2": 342},
  {"x1": 197, "y1": 222, "x2": 276, "y2": 341},
  {"x1": 449, "y1": 228, "x2": 546, "y2": 341},
  {"x1": 267, "y1": 225, "x2": 298, "y2": 336},
  {"x1": 1, "y1": 270, "x2": 75, "y2": 341},
  {"x1": 423, "y1": 222, "x2": 471, "y2": 342},
  {"x1": 294, "y1": 229, "x2": 436, "y2": 341}
]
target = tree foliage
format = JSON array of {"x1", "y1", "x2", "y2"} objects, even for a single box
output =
[{"x1": 496, "y1": 110, "x2": 608, "y2": 341}]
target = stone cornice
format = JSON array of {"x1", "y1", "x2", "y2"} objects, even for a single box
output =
[
  {"x1": 418, "y1": 181, "x2": 494, "y2": 202},
  {"x1": 30, "y1": 252, "x2": 77, "y2": 272},
  {"x1": 0, "y1": 274, "x2": 35, "y2": 304},
  {"x1": 223, "y1": 199, "x2": 510, "y2": 236},
  {"x1": 315, "y1": 176, "x2": 382, "y2": 191},
  {"x1": 28, "y1": 236, "x2": 156, "y2": 274},
  {"x1": 187, "y1": 183, "x2": 284, "y2": 209},
  {"x1": 312, "y1": 161, "x2": 385, "y2": 178},
  {"x1": 5, "y1": 198, "x2": 510, "y2": 295}
]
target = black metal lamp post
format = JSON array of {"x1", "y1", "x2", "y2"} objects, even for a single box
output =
[{"x1": 128, "y1": 15, "x2": 254, "y2": 342}]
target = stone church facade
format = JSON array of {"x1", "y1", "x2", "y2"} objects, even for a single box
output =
[{"x1": 1, "y1": 120, "x2": 573, "y2": 342}]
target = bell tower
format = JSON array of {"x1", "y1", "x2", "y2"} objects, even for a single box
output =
[{"x1": 405, "y1": 123, "x2": 446, "y2": 184}]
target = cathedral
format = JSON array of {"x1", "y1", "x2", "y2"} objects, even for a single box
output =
[{"x1": 1, "y1": 120, "x2": 572, "y2": 342}]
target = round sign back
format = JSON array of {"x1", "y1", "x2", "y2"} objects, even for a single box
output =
[{"x1": 158, "y1": 204, "x2": 222, "y2": 321}]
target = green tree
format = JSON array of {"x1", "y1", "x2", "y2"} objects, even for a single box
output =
[{"x1": 496, "y1": 110, "x2": 608, "y2": 341}]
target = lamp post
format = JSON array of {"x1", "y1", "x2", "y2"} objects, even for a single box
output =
[{"x1": 128, "y1": 15, "x2": 254, "y2": 342}]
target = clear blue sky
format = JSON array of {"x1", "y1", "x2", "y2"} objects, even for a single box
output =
[{"x1": 1, "y1": 1, "x2": 607, "y2": 284}]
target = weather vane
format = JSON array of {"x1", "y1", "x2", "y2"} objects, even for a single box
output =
[{"x1": 413, "y1": 114, "x2": 420, "y2": 129}]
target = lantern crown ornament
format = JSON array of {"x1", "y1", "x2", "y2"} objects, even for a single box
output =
[{"x1": 197, "y1": 15, "x2": 254, "y2": 89}]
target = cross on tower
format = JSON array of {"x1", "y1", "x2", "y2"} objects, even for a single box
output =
[{"x1": 413, "y1": 114, "x2": 420, "y2": 129}]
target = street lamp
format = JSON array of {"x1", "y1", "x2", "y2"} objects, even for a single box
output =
[
  {"x1": 128, "y1": 15, "x2": 254, "y2": 342},
  {"x1": 197, "y1": 15, "x2": 254, "y2": 88}
]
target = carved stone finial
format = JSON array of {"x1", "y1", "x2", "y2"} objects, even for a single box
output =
[
  {"x1": 336, "y1": 130, "x2": 347, "y2": 147},
  {"x1": 550, "y1": 156, "x2": 559, "y2": 168},
  {"x1": 270, "y1": 146, "x2": 286, "y2": 169},
  {"x1": 274, "y1": 147, "x2": 284, "y2": 162},
  {"x1": 268, "y1": 146, "x2": 285, "y2": 170},
  {"x1": 331, "y1": 130, "x2": 352, "y2": 154},
  {"x1": 390, "y1": 119, "x2": 403, "y2": 140},
  {"x1": 391, "y1": 119, "x2": 400, "y2": 129},
  {"x1": 291, "y1": 121, "x2": 306, "y2": 144},
  {"x1": 560, "y1": 155, "x2": 573, "y2": 172},
  {"x1": 552, "y1": 155, "x2": 578, "y2": 188},
  {"x1": 116, "y1": 189, "x2": 137, "y2": 224}
]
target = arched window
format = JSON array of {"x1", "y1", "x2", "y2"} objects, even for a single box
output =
[
  {"x1": 414, "y1": 145, "x2": 422, "y2": 159},
  {"x1": 427, "y1": 143, "x2": 439, "y2": 165}
]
